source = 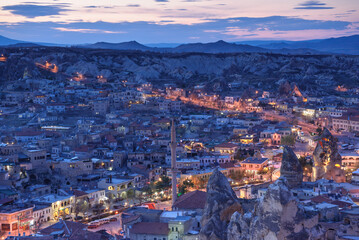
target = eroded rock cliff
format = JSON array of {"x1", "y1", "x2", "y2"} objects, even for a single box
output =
[
  {"x1": 200, "y1": 168, "x2": 242, "y2": 240},
  {"x1": 280, "y1": 146, "x2": 303, "y2": 188},
  {"x1": 227, "y1": 178, "x2": 324, "y2": 240},
  {"x1": 312, "y1": 128, "x2": 345, "y2": 182}
]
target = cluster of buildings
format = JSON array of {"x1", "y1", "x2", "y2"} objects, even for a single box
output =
[{"x1": 0, "y1": 65, "x2": 358, "y2": 239}]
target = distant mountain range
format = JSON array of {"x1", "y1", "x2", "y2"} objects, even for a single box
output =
[
  {"x1": 244, "y1": 35, "x2": 359, "y2": 55},
  {"x1": 83, "y1": 41, "x2": 152, "y2": 51},
  {"x1": 77, "y1": 40, "x2": 325, "y2": 55},
  {"x1": 0, "y1": 34, "x2": 358, "y2": 55},
  {"x1": 0, "y1": 35, "x2": 65, "y2": 48},
  {"x1": 0, "y1": 35, "x2": 25, "y2": 46}
]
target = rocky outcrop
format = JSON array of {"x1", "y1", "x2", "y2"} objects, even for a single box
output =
[
  {"x1": 228, "y1": 177, "x2": 325, "y2": 240},
  {"x1": 279, "y1": 81, "x2": 292, "y2": 95},
  {"x1": 201, "y1": 168, "x2": 325, "y2": 240},
  {"x1": 1, "y1": 48, "x2": 359, "y2": 94},
  {"x1": 292, "y1": 84, "x2": 303, "y2": 97},
  {"x1": 200, "y1": 168, "x2": 242, "y2": 240},
  {"x1": 280, "y1": 146, "x2": 303, "y2": 188},
  {"x1": 227, "y1": 212, "x2": 251, "y2": 240},
  {"x1": 312, "y1": 128, "x2": 345, "y2": 182}
]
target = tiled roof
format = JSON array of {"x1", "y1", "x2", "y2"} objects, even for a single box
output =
[
  {"x1": 122, "y1": 214, "x2": 141, "y2": 224},
  {"x1": 40, "y1": 221, "x2": 86, "y2": 236},
  {"x1": 349, "y1": 189, "x2": 359, "y2": 194},
  {"x1": 130, "y1": 222, "x2": 169, "y2": 235},
  {"x1": 241, "y1": 157, "x2": 268, "y2": 164},
  {"x1": 215, "y1": 142, "x2": 238, "y2": 148},
  {"x1": 330, "y1": 200, "x2": 352, "y2": 208},
  {"x1": 173, "y1": 190, "x2": 206, "y2": 210},
  {"x1": 0, "y1": 197, "x2": 14, "y2": 205},
  {"x1": 310, "y1": 195, "x2": 331, "y2": 204},
  {"x1": 15, "y1": 131, "x2": 43, "y2": 136},
  {"x1": 105, "y1": 134, "x2": 116, "y2": 143},
  {"x1": 74, "y1": 145, "x2": 92, "y2": 152},
  {"x1": 72, "y1": 189, "x2": 88, "y2": 197},
  {"x1": 219, "y1": 162, "x2": 236, "y2": 169},
  {"x1": 40, "y1": 220, "x2": 103, "y2": 240}
]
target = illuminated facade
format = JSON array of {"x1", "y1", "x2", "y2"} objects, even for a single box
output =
[{"x1": 0, "y1": 204, "x2": 34, "y2": 237}]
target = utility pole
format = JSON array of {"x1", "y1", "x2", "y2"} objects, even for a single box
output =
[{"x1": 170, "y1": 119, "x2": 178, "y2": 207}]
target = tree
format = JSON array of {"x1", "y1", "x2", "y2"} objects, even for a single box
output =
[
  {"x1": 193, "y1": 177, "x2": 207, "y2": 189},
  {"x1": 281, "y1": 135, "x2": 296, "y2": 146},
  {"x1": 316, "y1": 127, "x2": 323, "y2": 135},
  {"x1": 178, "y1": 179, "x2": 194, "y2": 196},
  {"x1": 155, "y1": 176, "x2": 171, "y2": 192},
  {"x1": 74, "y1": 198, "x2": 89, "y2": 217},
  {"x1": 229, "y1": 170, "x2": 245, "y2": 182},
  {"x1": 141, "y1": 183, "x2": 155, "y2": 196},
  {"x1": 126, "y1": 189, "x2": 136, "y2": 203},
  {"x1": 33, "y1": 215, "x2": 44, "y2": 233},
  {"x1": 257, "y1": 168, "x2": 268, "y2": 175},
  {"x1": 92, "y1": 203, "x2": 104, "y2": 215}
]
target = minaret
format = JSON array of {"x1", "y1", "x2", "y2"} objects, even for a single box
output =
[{"x1": 170, "y1": 119, "x2": 178, "y2": 206}]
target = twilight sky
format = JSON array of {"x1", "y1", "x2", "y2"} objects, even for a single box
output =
[{"x1": 0, "y1": 0, "x2": 358, "y2": 44}]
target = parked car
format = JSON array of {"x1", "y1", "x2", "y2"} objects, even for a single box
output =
[
  {"x1": 88, "y1": 223, "x2": 100, "y2": 229},
  {"x1": 74, "y1": 216, "x2": 83, "y2": 221},
  {"x1": 98, "y1": 219, "x2": 110, "y2": 225},
  {"x1": 109, "y1": 217, "x2": 117, "y2": 222}
]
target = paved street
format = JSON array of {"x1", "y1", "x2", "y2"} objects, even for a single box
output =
[{"x1": 87, "y1": 214, "x2": 122, "y2": 236}]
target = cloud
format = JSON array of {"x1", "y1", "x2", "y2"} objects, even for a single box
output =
[
  {"x1": 155, "y1": 0, "x2": 169, "y2": 2},
  {"x1": 127, "y1": 4, "x2": 141, "y2": 7},
  {"x1": 2, "y1": 4, "x2": 70, "y2": 18},
  {"x1": 0, "y1": 16, "x2": 357, "y2": 44},
  {"x1": 53, "y1": 27, "x2": 125, "y2": 34},
  {"x1": 300, "y1": 1, "x2": 326, "y2": 6},
  {"x1": 294, "y1": 1, "x2": 334, "y2": 10},
  {"x1": 294, "y1": 6, "x2": 333, "y2": 9}
]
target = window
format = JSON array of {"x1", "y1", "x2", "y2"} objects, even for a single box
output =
[
  {"x1": 1, "y1": 224, "x2": 10, "y2": 231},
  {"x1": 12, "y1": 223, "x2": 18, "y2": 231}
]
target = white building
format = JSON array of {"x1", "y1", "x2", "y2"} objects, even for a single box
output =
[
  {"x1": 352, "y1": 169, "x2": 359, "y2": 185},
  {"x1": 332, "y1": 115, "x2": 359, "y2": 132},
  {"x1": 176, "y1": 159, "x2": 200, "y2": 170},
  {"x1": 98, "y1": 177, "x2": 134, "y2": 199},
  {"x1": 341, "y1": 152, "x2": 359, "y2": 170},
  {"x1": 33, "y1": 204, "x2": 53, "y2": 224},
  {"x1": 32, "y1": 193, "x2": 75, "y2": 221}
]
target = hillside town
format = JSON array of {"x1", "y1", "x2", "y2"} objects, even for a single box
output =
[{"x1": 0, "y1": 48, "x2": 358, "y2": 240}]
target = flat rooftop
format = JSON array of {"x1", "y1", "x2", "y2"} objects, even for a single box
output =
[
  {"x1": 32, "y1": 194, "x2": 73, "y2": 203},
  {"x1": 0, "y1": 203, "x2": 34, "y2": 214}
]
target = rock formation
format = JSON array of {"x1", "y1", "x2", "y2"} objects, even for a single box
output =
[
  {"x1": 312, "y1": 128, "x2": 345, "y2": 183},
  {"x1": 292, "y1": 84, "x2": 303, "y2": 98},
  {"x1": 200, "y1": 168, "x2": 242, "y2": 240},
  {"x1": 280, "y1": 146, "x2": 303, "y2": 188},
  {"x1": 201, "y1": 168, "x2": 325, "y2": 240},
  {"x1": 279, "y1": 81, "x2": 292, "y2": 96},
  {"x1": 2, "y1": 48, "x2": 358, "y2": 95},
  {"x1": 227, "y1": 178, "x2": 325, "y2": 240}
]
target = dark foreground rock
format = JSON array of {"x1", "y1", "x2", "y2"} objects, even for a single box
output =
[
  {"x1": 227, "y1": 177, "x2": 325, "y2": 240},
  {"x1": 312, "y1": 128, "x2": 345, "y2": 182},
  {"x1": 200, "y1": 168, "x2": 242, "y2": 240},
  {"x1": 280, "y1": 146, "x2": 303, "y2": 188}
]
